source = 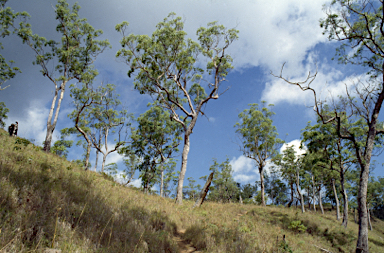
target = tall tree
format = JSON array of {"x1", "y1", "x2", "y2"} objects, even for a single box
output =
[
  {"x1": 126, "y1": 103, "x2": 182, "y2": 194},
  {"x1": 274, "y1": 1, "x2": 384, "y2": 250},
  {"x1": 89, "y1": 84, "x2": 132, "y2": 172},
  {"x1": 0, "y1": 0, "x2": 28, "y2": 90},
  {"x1": 17, "y1": 0, "x2": 110, "y2": 152},
  {"x1": 234, "y1": 102, "x2": 283, "y2": 206},
  {"x1": 278, "y1": 145, "x2": 306, "y2": 213},
  {"x1": 116, "y1": 13, "x2": 238, "y2": 204}
]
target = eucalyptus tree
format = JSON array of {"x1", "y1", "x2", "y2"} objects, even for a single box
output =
[
  {"x1": 116, "y1": 13, "x2": 238, "y2": 204},
  {"x1": 274, "y1": 1, "x2": 384, "y2": 250},
  {"x1": 0, "y1": 0, "x2": 28, "y2": 90},
  {"x1": 234, "y1": 102, "x2": 284, "y2": 206},
  {"x1": 68, "y1": 82, "x2": 108, "y2": 170},
  {"x1": 126, "y1": 103, "x2": 182, "y2": 195},
  {"x1": 278, "y1": 145, "x2": 305, "y2": 213},
  {"x1": 88, "y1": 84, "x2": 132, "y2": 173},
  {"x1": 17, "y1": 0, "x2": 110, "y2": 152}
]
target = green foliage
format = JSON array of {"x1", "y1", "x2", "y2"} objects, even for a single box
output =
[
  {"x1": 51, "y1": 128, "x2": 74, "y2": 158},
  {"x1": 104, "y1": 163, "x2": 118, "y2": 182},
  {"x1": 288, "y1": 220, "x2": 307, "y2": 233},
  {"x1": 234, "y1": 102, "x2": 283, "y2": 165},
  {"x1": 253, "y1": 191, "x2": 268, "y2": 205},
  {"x1": 183, "y1": 177, "x2": 201, "y2": 201},
  {"x1": 127, "y1": 103, "x2": 182, "y2": 192},
  {"x1": 0, "y1": 101, "x2": 8, "y2": 128},
  {"x1": 0, "y1": 0, "x2": 28, "y2": 89},
  {"x1": 238, "y1": 183, "x2": 257, "y2": 204},
  {"x1": 208, "y1": 158, "x2": 239, "y2": 203},
  {"x1": 264, "y1": 167, "x2": 288, "y2": 205}
]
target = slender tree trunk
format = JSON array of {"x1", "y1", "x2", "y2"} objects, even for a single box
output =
[
  {"x1": 354, "y1": 208, "x2": 358, "y2": 224},
  {"x1": 84, "y1": 141, "x2": 91, "y2": 170},
  {"x1": 340, "y1": 168, "x2": 348, "y2": 228},
  {"x1": 312, "y1": 175, "x2": 316, "y2": 212},
  {"x1": 332, "y1": 179, "x2": 340, "y2": 221},
  {"x1": 160, "y1": 168, "x2": 164, "y2": 198},
  {"x1": 260, "y1": 166, "x2": 266, "y2": 206},
  {"x1": 101, "y1": 153, "x2": 107, "y2": 173},
  {"x1": 296, "y1": 170, "x2": 305, "y2": 213},
  {"x1": 367, "y1": 205, "x2": 372, "y2": 231},
  {"x1": 94, "y1": 149, "x2": 99, "y2": 172},
  {"x1": 318, "y1": 185, "x2": 324, "y2": 214},
  {"x1": 287, "y1": 182, "x2": 294, "y2": 208},
  {"x1": 43, "y1": 83, "x2": 66, "y2": 152},
  {"x1": 176, "y1": 133, "x2": 190, "y2": 204}
]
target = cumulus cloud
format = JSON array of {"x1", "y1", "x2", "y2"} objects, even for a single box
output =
[
  {"x1": 230, "y1": 155, "x2": 276, "y2": 184},
  {"x1": 280, "y1": 139, "x2": 306, "y2": 157}
]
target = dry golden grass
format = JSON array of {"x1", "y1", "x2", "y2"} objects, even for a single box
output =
[{"x1": 0, "y1": 129, "x2": 384, "y2": 252}]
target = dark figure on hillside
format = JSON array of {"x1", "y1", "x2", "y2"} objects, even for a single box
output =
[{"x1": 8, "y1": 121, "x2": 18, "y2": 137}]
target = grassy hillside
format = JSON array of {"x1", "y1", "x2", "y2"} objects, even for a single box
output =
[{"x1": 1, "y1": 129, "x2": 384, "y2": 253}]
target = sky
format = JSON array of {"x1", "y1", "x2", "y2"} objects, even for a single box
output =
[{"x1": 1, "y1": 0, "x2": 384, "y2": 191}]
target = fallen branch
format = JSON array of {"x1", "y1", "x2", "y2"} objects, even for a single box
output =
[{"x1": 314, "y1": 245, "x2": 333, "y2": 253}]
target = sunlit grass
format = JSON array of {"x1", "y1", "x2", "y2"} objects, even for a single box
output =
[{"x1": 0, "y1": 128, "x2": 384, "y2": 252}]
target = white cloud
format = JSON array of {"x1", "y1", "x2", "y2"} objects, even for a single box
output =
[
  {"x1": 230, "y1": 155, "x2": 276, "y2": 184},
  {"x1": 105, "y1": 150, "x2": 124, "y2": 165},
  {"x1": 261, "y1": 58, "x2": 358, "y2": 106},
  {"x1": 6, "y1": 100, "x2": 51, "y2": 145},
  {"x1": 280, "y1": 139, "x2": 306, "y2": 157}
]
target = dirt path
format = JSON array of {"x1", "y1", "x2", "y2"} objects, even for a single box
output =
[
  {"x1": 174, "y1": 211, "x2": 248, "y2": 252},
  {"x1": 174, "y1": 228, "x2": 201, "y2": 253}
]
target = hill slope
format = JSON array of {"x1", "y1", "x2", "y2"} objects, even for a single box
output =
[{"x1": 1, "y1": 129, "x2": 384, "y2": 252}]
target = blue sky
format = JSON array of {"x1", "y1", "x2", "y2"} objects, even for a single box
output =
[{"x1": 2, "y1": 0, "x2": 384, "y2": 190}]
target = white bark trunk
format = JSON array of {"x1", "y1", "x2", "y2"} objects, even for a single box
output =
[
  {"x1": 260, "y1": 166, "x2": 266, "y2": 206},
  {"x1": 175, "y1": 133, "x2": 190, "y2": 204},
  {"x1": 332, "y1": 179, "x2": 340, "y2": 221},
  {"x1": 44, "y1": 82, "x2": 66, "y2": 152},
  {"x1": 318, "y1": 187, "x2": 324, "y2": 214},
  {"x1": 312, "y1": 175, "x2": 316, "y2": 212},
  {"x1": 296, "y1": 170, "x2": 305, "y2": 213}
]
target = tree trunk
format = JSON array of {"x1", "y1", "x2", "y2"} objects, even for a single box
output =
[
  {"x1": 43, "y1": 83, "x2": 66, "y2": 153},
  {"x1": 176, "y1": 133, "x2": 190, "y2": 204},
  {"x1": 259, "y1": 166, "x2": 266, "y2": 206},
  {"x1": 332, "y1": 179, "x2": 340, "y2": 221},
  {"x1": 160, "y1": 168, "x2": 164, "y2": 198},
  {"x1": 193, "y1": 172, "x2": 214, "y2": 208},
  {"x1": 312, "y1": 175, "x2": 316, "y2": 212},
  {"x1": 287, "y1": 182, "x2": 294, "y2": 208},
  {"x1": 340, "y1": 168, "x2": 349, "y2": 228},
  {"x1": 239, "y1": 195, "x2": 243, "y2": 205},
  {"x1": 367, "y1": 205, "x2": 372, "y2": 231},
  {"x1": 84, "y1": 141, "x2": 91, "y2": 170},
  {"x1": 94, "y1": 149, "x2": 99, "y2": 172},
  {"x1": 318, "y1": 186, "x2": 324, "y2": 214},
  {"x1": 101, "y1": 153, "x2": 107, "y2": 173},
  {"x1": 356, "y1": 161, "x2": 370, "y2": 253},
  {"x1": 296, "y1": 170, "x2": 305, "y2": 213},
  {"x1": 354, "y1": 208, "x2": 358, "y2": 224}
]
